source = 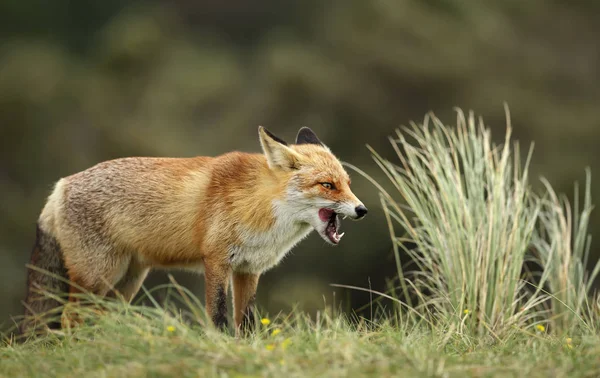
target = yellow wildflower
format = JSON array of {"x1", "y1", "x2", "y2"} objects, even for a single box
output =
[
  {"x1": 535, "y1": 324, "x2": 545, "y2": 332},
  {"x1": 566, "y1": 337, "x2": 573, "y2": 349},
  {"x1": 166, "y1": 325, "x2": 176, "y2": 333},
  {"x1": 261, "y1": 318, "x2": 271, "y2": 326},
  {"x1": 281, "y1": 337, "x2": 292, "y2": 350},
  {"x1": 463, "y1": 309, "x2": 471, "y2": 315},
  {"x1": 271, "y1": 328, "x2": 282, "y2": 337},
  {"x1": 266, "y1": 344, "x2": 275, "y2": 351}
]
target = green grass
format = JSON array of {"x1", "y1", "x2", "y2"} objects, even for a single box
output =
[
  {"x1": 2, "y1": 299, "x2": 600, "y2": 378},
  {"x1": 346, "y1": 107, "x2": 600, "y2": 337},
  {"x1": 3, "y1": 107, "x2": 600, "y2": 377}
]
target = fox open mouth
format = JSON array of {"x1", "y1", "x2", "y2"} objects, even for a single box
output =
[{"x1": 318, "y1": 208, "x2": 344, "y2": 244}]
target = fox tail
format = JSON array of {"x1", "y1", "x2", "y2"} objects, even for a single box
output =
[{"x1": 19, "y1": 222, "x2": 69, "y2": 335}]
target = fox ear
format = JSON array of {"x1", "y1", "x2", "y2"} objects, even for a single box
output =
[
  {"x1": 295, "y1": 127, "x2": 323, "y2": 146},
  {"x1": 295, "y1": 127, "x2": 330, "y2": 151},
  {"x1": 258, "y1": 126, "x2": 301, "y2": 171}
]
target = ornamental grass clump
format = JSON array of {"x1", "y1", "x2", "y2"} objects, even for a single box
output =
[{"x1": 352, "y1": 107, "x2": 597, "y2": 338}]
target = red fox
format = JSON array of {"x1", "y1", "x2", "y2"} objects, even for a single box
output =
[{"x1": 20, "y1": 126, "x2": 367, "y2": 335}]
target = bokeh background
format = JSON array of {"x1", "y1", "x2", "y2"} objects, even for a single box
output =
[{"x1": 1, "y1": 0, "x2": 599, "y2": 330}]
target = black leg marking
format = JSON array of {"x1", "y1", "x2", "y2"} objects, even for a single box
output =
[{"x1": 212, "y1": 286, "x2": 228, "y2": 330}]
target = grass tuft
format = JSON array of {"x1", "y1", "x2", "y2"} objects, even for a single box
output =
[{"x1": 350, "y1": 106, "x2": 599, "y2": 339}]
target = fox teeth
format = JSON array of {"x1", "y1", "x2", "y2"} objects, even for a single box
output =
[
  {"x1": 343, "y1": 216, "x2": 347, "y2": 220},
  {"x1": 338, "y1": 232, "x2": 345, "y2": 239}
]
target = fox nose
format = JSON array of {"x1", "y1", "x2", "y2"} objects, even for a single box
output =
[{"x1": 355, "y1": 205, "x2": 368, "y2": 219}]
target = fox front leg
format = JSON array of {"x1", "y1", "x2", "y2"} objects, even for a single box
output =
[
  {"x1": 204, "y1": 259, "x2": 231, "y2": 330},
  {"x1": 232, "y1": 272, "x2": 260, "y2": 335}
]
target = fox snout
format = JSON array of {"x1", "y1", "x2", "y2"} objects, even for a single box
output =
[
  {"x1": 347, "y1": 203, "x2": 368, "y2": 220},
  {"x1": 336, "y1": 201, "x2": 368, "y2": 221},
  {"x1": 354, "y1": 204, "x2": 368, "y2": 219}
]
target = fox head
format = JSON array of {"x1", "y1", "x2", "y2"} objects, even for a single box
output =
[{"x1": 258, "y1": 126, "x2": 367, "y2": 245}]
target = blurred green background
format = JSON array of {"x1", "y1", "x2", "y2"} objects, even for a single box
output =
[{"x1": 1, "y1": 0, "x2": 599, "y2": 330}]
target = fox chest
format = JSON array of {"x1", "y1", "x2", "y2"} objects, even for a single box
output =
[{"x1": 229, "y1": 223, "x2": 313, "y2": 274}]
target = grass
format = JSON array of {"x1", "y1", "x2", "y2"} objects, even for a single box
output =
[
  {"x1": 2, "y1": 298, "x2": 600, "y2": 378},
  {"x1": 347, "y1": 107, "x2": 600, "y2": 337},
  {"x1": 3, "y1": 107, "x2": 600, "y2": 377},
  {"x1": 364, "y1": 107, "x2": 542, "y2": 338}
]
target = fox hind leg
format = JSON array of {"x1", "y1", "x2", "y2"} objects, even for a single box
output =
[
  {"x1": 62, "y1": 250, "x2": 131, "y2": 328},
  {"x1": 107, "y1": 257, "x2": 149, "y2": 303}
]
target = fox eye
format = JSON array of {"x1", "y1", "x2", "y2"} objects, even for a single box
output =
[{"x1": 320, "y1": 182, "x2": 335, "y2": 190}]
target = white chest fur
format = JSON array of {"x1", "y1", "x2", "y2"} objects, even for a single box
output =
[{"x1": 229, "y1": 201, "x2": 313, "y2": 274}]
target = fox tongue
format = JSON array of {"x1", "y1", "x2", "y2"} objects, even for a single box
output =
[{"x1": 319, "y1": 208, "x2": 335, "y2": 222}]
